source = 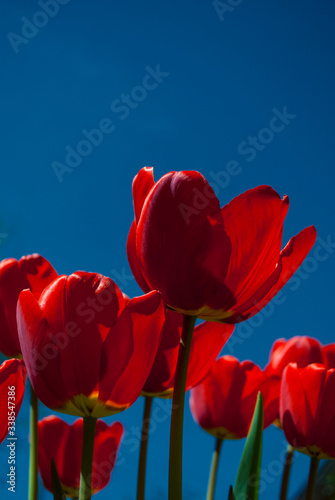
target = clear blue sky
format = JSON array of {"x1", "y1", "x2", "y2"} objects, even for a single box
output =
[{"x1": 1, "y1": 1, "x2": 335, "y2": 499}]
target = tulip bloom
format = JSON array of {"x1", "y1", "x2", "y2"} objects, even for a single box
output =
[
  {"x1": 190, "y1": 355, "x2": 279, "y2": 439},
  {"x1": 0, "y1": 359, "x2": 27, "y2": 443},
  {"x1": 266, "y1": 336, "x2": 324, "y2": 377},
  {"x1": 265, "y1": 336, "x2": 326, "y2": 427},
  {"x1": 38, "y1": 416, "x2": 123, "y2": 496},
  {"x1": 141, "y1": 310, "x2": 234, "y2": 397},
  {"x1": 127, "y1": 167, "x2": 316, "y2": 322},
  {"x1": 0, "y1": 254, "x2": 57, "y2": 357},
  {"x1": 17, "y1": 271, "x2": 165, "y2": 417},
  {"x1": 280, "y1": 363, "x2": 335, "y2": 459}
]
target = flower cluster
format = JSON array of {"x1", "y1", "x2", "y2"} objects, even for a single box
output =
[
  {"x1": 190, "y1": 336, "x2": 335, "y2": 459},
  {"x1": 0, "y1": 168, "x2": 327, "y2": 500}
]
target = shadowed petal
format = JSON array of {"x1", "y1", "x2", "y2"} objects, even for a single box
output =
[
  {"x1": 101, "y1": 291, "x2": 165, "y2": 412},
  {"x1": 0, "y1": 359, "x2": 27, "y2": 443}
]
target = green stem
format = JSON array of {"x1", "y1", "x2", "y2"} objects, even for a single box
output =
[
  {"x1": 29, "y1": 383, "x2": 38, "y2": 500},
  {"x1": 206, "y1": 438, "x2": 224, "y2": 500},
  {"x1": 168, "y1": 314, "x2": 197, "y2": 500},
  {"x1": 136, "y1": 397, "x2": 153, "y2": 500},
  {"x1": 280, "y1": 444, "x2": 294, "y2": 500},
  {"x1": 79, "y1": 416, "x2": 97, "y2": 500},
  {"x1": 305, "y1": 456, "x2": 319, "y2": 500}
]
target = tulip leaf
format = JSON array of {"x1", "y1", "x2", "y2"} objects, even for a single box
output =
[
  {"x1": 51, "y1": 459, "x2": 66, "y2": 500},
  {"x1": 233, "y1": 392, "x2": 264, "y2": 500}
]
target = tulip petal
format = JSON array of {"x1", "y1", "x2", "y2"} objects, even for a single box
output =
[
  {"x1": 257, "y1": 375, "x2": 281, "y2": 429},
  {"x1": 280, "y1": 364, "x2": 325, "y2": 449},
  {"x1": 38, "y1": 417, "x2": 124, "y2": 495},
  {"x1": 219, "y1": 186, "x2": 288, "y2": 309},
  {"x1": 0, "y1": 259, "x2": 26, "y2": 355},
  {"x1": 0, "y1": 359, "x2": 27, "y2": 443},
  {"x1": 323, "y1": 344, "x2": 335, "y2": 369},
  {"x1": 141, "y1": 309, "x2": 182, "y2": 395},
  {"x1": 127, "y1": 221, "x2": 151, "y2": 293},
  {"x1": 230, "y1": 362, "x2": 265, "y2": 438},
  {"x1": 38, "y1": 417, "x2": 70, "y2": 492},
  {"x1": 266, "y1": 336, "x2": 323, "y2": 377},
  {"x1": 0, "y1": 301, "x2": 19, "y2": 356},
  {"x1": 97, "y1": 302, "x2": 135, "y2": 405},
  {"x1": 190, "y1": 355, "x2": 280, "y2": 440},
  {"x1": 17, "y1": 290, "x2": 70, "y2": 408},
  {"x1": 18, "y1": 254, "x2": 58, "y2": 297},
  {"x1": 227, "y1": 225, "x2": 317, "y2": 322},
  {"x1": 59, "y1": 419, "x2": 83, "y2": 489},
  {"x1": 316, "y1": 369, "x2": 335, "y2": 458},
  {"x1": 190, "y1": 356, "x2": 247, "y2": 437},
  {"x1": 37, "y1": 273, "x2": 125, "y2": 403},
  {"x1": 100, "y1": 291, "x2": 165, "y2": 412},
  {"x1": 133, "y1": 167, "x2": 155, "y2": 224},
  {"x1": 92, "y1": 421, "x2": 124, "y2": 491},
  {"x1": 137, "y1": 170, "x2": 233, "y2": 312},
  {"x1": 142, "y1": 313, "x2": 234, "y2": 397},
  {"x1": 186, "y1": 322, "x2": 234, "y2": 390},
  {"x1": 0, "y1": 254, "x2": 57, "y2": 357}
]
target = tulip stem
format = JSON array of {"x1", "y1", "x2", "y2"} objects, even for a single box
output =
[
  {"x1": 79, "y1": 416, "x2": 97, "y2": 500},
  {"x1": 305, "y1": 456, "x2": 319, "y2": 500},
  {"x1": 136, "y1": 396, "x2": 153, "y2": 500},
  {"x1": 280, "y1": 444, "x2": 294, "y2": 500},
  {"x1": 29, "y1": 382, "x2": 38, "y2": 500},
  {"x1": 169, "y1": 314, "x2": 197, "y2": 500},
  {"x1": 206, "y1": 437, "x2": 224, "y2": 500}
]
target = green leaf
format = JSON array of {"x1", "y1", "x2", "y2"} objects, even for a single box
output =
[
  {"x1": 233, "y1": 392, "x2": 264, "y2": 500},
  {"x1": 51, "y1": 459, "x2": 66, "y2": 500}
]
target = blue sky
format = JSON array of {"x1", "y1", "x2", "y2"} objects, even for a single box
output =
[{"x1": 1, "y1": 0, "x2": 335, "y2": 498}]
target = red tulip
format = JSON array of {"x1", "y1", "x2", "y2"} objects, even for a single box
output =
[
  {"x1": 268, "y1": 339, "x2": 335, "y2": 374},
  {"x1": 322, "y1": 344, "x2": 335, "y2": 369},
  {"x1": 266, "y1": 336, "x2": 324, "y2": 377},
  {"x1": 0, "y1": 359, "x2": 27, "y2": 443},
  {"x1": 141, "y1": 310, "x2": 234, "y2": 397},
  {"x1": 265, "y1": 336, "x2": 325, "y2": 427},
  {"x1": 17, "y1": 271, "x2": 165, "y2": 417},
  {"x1": 189, "y1": 355, "x2": 279, "y2": 439},
  {"x1": 0, "y1": 254, "x2": 57, "y2": 357},
  {"x1": 280, "y1": 363, "x2": 335, "y2": 459},
  {"x1": 38, "y1": 416, "x2": 123, "y2": 496},
  {"x1": 127, "y1": 168, "x2": 316, "y2": 322}
]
